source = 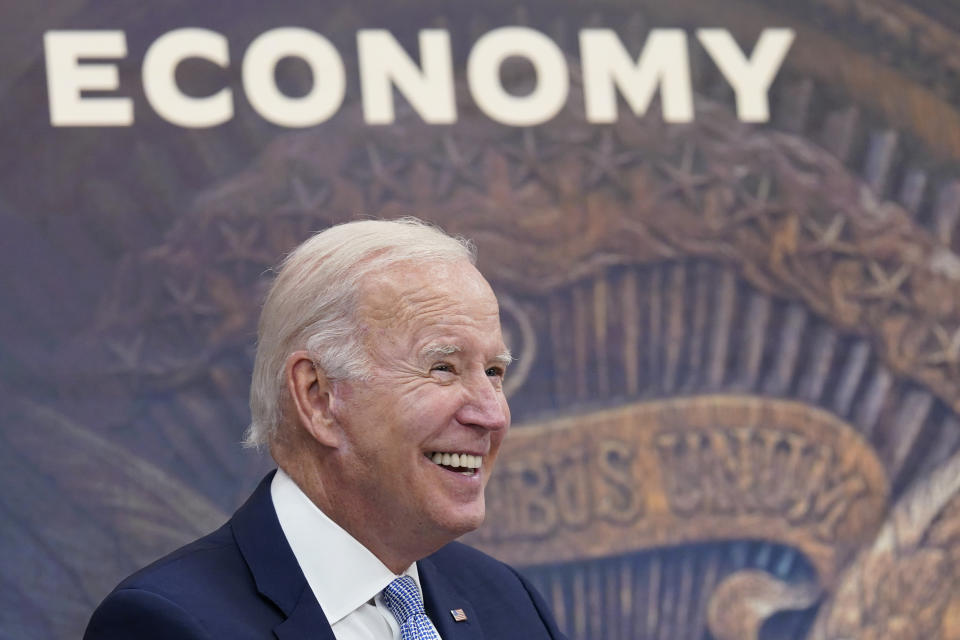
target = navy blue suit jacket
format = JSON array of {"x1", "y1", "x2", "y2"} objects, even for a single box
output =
[{"x1": 84, "y1": 472, "x2": 567, "y2": 639}]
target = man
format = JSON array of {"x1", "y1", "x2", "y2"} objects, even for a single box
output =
[{"x1": 84, "y1": 218, "x2": 566, "y2": 639}]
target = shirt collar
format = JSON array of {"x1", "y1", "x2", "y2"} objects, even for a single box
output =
[{"x1": 271, "y1": 468, "x2": 421, "y2": 625}]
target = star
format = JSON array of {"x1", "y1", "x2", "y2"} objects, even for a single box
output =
[
  {"x1": 427, "y1": 134, "x2": 485, "y2": 198},
  {"x1": 853, "y1": 260, "x2": 911, "y2": 308},
  {"x1": 920, "y1": 323, "x2": 960, "y2": 374},
  {"x1": 215, "y1": 222, "x2": 273, "y2": 278},
  {"x1": 289, "y1": 174, "x2": 331, "y2": 212},
  {"x1": 345, "y1": 142, "x2": 413, "y2": 206},
  {"x1": 161, "y1": 276, "x2": 219, "y2": 328},
  {"x1": 652, "y1": 139, "x2": 713, "y2": 209},
  {"x1": 105, "y1": 333, "x2": 145, "y2": 371},
  {"x1": 725, "y1": 171, "x2": 780, "y2": 232},
  {"x1": 580, "y1": 128, "x2": 643, "y2": 196},
  {"x1": 799, "y1": 214, "x2": 856, "y2": 256},
  {"x1": 498, "y1": 128, "x2": 562, "y2": 192}
]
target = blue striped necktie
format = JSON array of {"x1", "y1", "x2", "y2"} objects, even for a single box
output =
[{"x1": 382, "y1": 575, "x2": 442, "y2": 640}]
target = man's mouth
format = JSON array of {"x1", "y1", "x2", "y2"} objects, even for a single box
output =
[{"x1": 425, "y1": 451, "x2": 482, "y2": 476}]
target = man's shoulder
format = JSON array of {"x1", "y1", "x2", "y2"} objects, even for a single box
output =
[
  {"x1": 84, "y1": 521, "x2": 279, "y2": 640},
  {"x1": 114, "y1": 521, "x2": 242, "y2": 593},
  {"x1": 113, "y1": 471, "x2": 278, "y2": 596}
]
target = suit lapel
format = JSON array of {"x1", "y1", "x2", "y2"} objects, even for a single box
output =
[
  {"x1": 234, "y1": 472, "x2": 486, "y2": 640},
  {"x1": 231, "y1": 471, "x2": 336, "y2": 640},
  {"x1": 273, "y1": 587, "x2": 337, "y2": 640},
  {"x1": 419, "y1": 555, "x2": 484, "y2": 640}
]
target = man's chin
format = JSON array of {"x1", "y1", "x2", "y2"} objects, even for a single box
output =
[{"x1": 432, "y1": 503, "x2": 485, "y2": 540}]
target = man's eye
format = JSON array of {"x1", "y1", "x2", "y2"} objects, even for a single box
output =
[
  {"x1": 485, "y1": 366, "x2": 505, "y2": 378},
  {"x1": 431, "y1": 364, "x2": 454, "y2": 373}
]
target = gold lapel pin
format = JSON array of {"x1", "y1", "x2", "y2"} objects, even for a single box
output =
[{"x1": 450, "y1": 609, "x2": 468, "y2": 622}]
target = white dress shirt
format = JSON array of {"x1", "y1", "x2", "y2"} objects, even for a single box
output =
[{"x1": 271, "y1": 468, "x2": 444, "y2": 640}]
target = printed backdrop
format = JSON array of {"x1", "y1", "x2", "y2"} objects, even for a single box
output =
[{"x1": 3, "y1": 1, "x2": 960, "y2": 639}]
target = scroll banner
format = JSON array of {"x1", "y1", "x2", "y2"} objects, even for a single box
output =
[{"x1": 468, "y1": 395, "x2": 889, "y2": 585}]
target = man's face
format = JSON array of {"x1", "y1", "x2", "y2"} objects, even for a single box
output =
[{"x1": 329, "y1": 259, "x2": 511, "y2": 545}]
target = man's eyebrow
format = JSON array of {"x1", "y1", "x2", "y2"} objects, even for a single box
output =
[
  {"x1": 419, "y1": 344, "x2": 513, "y2": 366},
  {"x1": 420, "y1": 344, "x2": 462, "y2": 359}
]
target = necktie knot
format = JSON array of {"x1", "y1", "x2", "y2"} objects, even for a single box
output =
[
  {"x1": 383, "y1": 575, "x2": 424, "y2": 622},
  {"x1": 382, "y1": 576, "x2": 440, "y2": 640}
]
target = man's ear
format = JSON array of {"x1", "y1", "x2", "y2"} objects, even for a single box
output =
[{"x1": 285, "y1": 350, "x2": 342, "y2": 448}]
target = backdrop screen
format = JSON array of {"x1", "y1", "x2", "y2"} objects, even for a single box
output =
[{"x1": 3, "y1": 2, "x2": 960, "y2": 639}]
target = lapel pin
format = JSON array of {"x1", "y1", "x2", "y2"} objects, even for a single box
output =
[{"x1": 450, "y1": 608, "x2": 468, "y2": 622}]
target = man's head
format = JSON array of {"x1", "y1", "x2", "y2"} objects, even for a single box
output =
[{"x1": 247, "y1": 218, "x2": 512, "y2": 571}]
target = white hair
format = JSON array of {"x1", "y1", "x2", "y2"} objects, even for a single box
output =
[{"x1": 244, "y1": 217, "x2": 476, "y2": 448}]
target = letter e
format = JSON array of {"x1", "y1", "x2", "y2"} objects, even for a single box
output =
[{"x1": 44, "y1": 30, "x2": 132, "y2": 126}]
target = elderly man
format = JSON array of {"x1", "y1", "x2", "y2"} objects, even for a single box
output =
[{"x1": 84, "y1": 218, "x2": 566, "y2": 639}]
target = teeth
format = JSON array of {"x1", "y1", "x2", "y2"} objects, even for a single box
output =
[{"x1": 427, "y1": 452, "x2": 482, "y2": 470}]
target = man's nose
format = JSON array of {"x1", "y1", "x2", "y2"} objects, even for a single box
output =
[{"x1": 456, "y1": 372, "x2": 510, "y2": 431}]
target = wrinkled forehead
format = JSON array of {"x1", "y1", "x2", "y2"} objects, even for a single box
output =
[{"x1": 355, "y1": 259, "x2": 502, "y2": 333}]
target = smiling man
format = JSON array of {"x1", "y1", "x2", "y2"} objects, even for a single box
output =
[{"x1": 84, "y1": 218, "x2": 566, "y2": 640}]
